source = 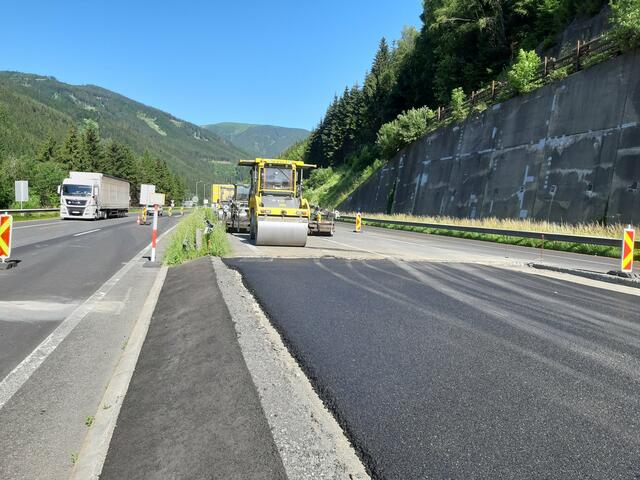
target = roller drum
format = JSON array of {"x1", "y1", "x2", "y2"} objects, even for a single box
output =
[{"x1": 255, "y1": 219, "x2": 308, "y2": 246}]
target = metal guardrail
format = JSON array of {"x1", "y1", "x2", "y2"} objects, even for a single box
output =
[
  {"x1": 2, "y1": 208, "x2": 59, "y2": 214},
  {"x1": 339, "y1": 216, "x2": 638, "y2": 249}
]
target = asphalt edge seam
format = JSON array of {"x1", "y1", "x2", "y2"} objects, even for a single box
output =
[{"x1": 213, "y1": 257, "x2": 370, "y2": 480}]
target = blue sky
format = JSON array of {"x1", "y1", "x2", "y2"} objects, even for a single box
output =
[{"x1": 0, "y1": 1, "x2": 421, "y2": 130}]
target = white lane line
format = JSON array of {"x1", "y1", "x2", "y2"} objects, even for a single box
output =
[
  {"x1": 14, "y1": 222, "x2": 62, "y2": 230},
  {"x1": 73, "y1": 229, "x2": 101, "y2": 237},
  {"x1": 324, "y1": 238, "x2": 388, "y2": 258},
  {"x1": 0, "y1": 221, "x2": 180, "y2": 410}
]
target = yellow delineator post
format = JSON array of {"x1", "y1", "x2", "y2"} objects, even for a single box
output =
[
  {"x1": 621, "y1": 226, "x2": 635, "y2": 273},
  {"x1": 0, "y1": 214, "x2": 13, "y2": 262},
  {"x1": 354, "y1": 213, "x2": 362, "y2": 233},
  {"x1": 168, "y1": 206, "x2": 173, "y2": 217}
]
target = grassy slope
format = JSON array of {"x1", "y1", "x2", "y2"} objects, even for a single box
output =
[
  {"x1": 203, "y1": 122, "x2": 309, "y2": 158},
  {"x1": 0, "y1": 72, "x2": 249, "y2": 185}
]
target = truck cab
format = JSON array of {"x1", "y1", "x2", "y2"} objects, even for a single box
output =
[{"x1": 59, "y1": 178, "x2": 101, "y2": 219}]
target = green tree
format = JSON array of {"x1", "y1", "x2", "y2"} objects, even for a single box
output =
[
  {"x1": 610, "y1": 0, "x2": 640, "y2": 49},
  {"x1": 36, "y1": 135, "x2": 58, "y2": 163},
  {"x1": 80, "y1": 125, "x2": 102, "y2": 171},
  {"x1": 59, "y1": 126, "x2": 82, "y2": 170},
  {"x1": 507, "y1": 49, "x2": 543, "y2": 94},
  {"x1": 103, "y1": 140, "x2": 136, "y2": 179},
  {"x1": 449, "y1": 87, "x2": 469, "y2": 123}
]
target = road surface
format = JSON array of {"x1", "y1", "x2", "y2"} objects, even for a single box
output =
[
  {"x1": 0, "y1": 214, "x2": 180, "y2": 380},
  {"x1": 226, "y1": 223, "x2": 640, "y2": 479}
]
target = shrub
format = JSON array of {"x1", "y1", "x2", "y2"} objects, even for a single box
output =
[
  {"x1": 449, "y1": 87, "x2": 469, "y2": 123},
  {"x1": 508, "y1": 49, "x2": 543, "y2": 94},
  {"x1": 610, "y1": 0, "x2": 640, "y2": 49},
  {"x1": 376, "y1": 107, "x2": 436, "y2": 159}
]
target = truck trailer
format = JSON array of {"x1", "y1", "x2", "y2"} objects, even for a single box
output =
[{"x1": 59, "y1": 172, "x2": 130, "y2": 220}]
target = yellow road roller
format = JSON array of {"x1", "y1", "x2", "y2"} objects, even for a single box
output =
[{"x1": 239, "y1": 158, "x2": 316, "y2": 246}]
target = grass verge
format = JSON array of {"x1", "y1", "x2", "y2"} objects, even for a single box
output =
[
  {"x1": 342, "y1": 217, "x2": 639, "y2": 261},
  {"x1": 163, "y1": 208, "x2": 229, "y2": 265},
  {"x1": 9, "y1": 212, "x2": 60, "y2": 222}
]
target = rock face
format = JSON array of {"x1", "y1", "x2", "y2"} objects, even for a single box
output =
[{"x1": 340, "y1": 49, "x2": 640, "y2": 225}]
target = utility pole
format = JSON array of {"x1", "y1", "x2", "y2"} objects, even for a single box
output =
[{"x1": 195, "y1": 180, "x2": 203, "y2": 206}]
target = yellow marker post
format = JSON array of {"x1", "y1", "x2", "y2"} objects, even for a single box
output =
[
  {"x1": 168, "y1": 206, "x2": 173, "y2": 217},
  {"x1": 0, "y1": 214, "x2": 13, "y2": 261},
  {"x1": 141, "y1": 208, "x2": 148, "y2": 225},
  {"x1": 621, "y1": 226, "x2": 635, "y2": 273},
  {"x1": 181, "y1": 206, "x2": 184, "y2": 216},
  {"x1": 354, "y1": 213, "x2": 362, "y2": 233}
]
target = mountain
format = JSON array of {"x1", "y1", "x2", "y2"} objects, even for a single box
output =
[
  {"x1": 202, "y1": 122, "x2": 309, "y2": 158},
  {"x1": 0, "y1": 71, "x2": 249, "y2": 185}
]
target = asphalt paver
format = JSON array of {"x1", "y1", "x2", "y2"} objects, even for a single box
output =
[
  {"x1": 101, "y1": 257, "x2": 286, "y2": 480},
  {"x1": 226, "y1": 257, "x2": 640, "y2": 480}
]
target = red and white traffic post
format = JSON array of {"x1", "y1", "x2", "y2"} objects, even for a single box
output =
[{"x1": 150, "y1": 204, "x2": 159, "y2": 262}]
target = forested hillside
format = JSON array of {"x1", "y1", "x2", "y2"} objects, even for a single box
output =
[
  {"x1": 203, "y1": 122, "x2": 309, "y2": 158},
  {"x1": 288, "y1": 0, "x2": 639, "y2": 207},
  {"x1": 0, "y1": 72, "x2": 248, "y2": 194}
]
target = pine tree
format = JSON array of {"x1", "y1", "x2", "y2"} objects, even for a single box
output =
[
  {"x1": 59, "y1": 126, "x2": 82, "y2": 170},
  {"x1": 80, "y1": 125, "x2": 102, "y2": 171},
  {"x1": 36, "y1": 135, "x2": 58, "y2": 163}
]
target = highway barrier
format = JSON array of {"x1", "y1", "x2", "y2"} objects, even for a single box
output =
[{"x1": 338, "y1": 216, "x2": 640, "y2": 249}]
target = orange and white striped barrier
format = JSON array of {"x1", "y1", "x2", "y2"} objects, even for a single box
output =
[
  {"x1": 0, "y1": 214, "x2": 13, "y2": 261},
  {"x1": 621, "y1": 226, "x2": 635, "y2": 273}
]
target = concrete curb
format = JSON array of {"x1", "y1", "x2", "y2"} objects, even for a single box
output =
[
  {"x1": 528, "y1": 262, "x2": 640, "y2": 289},
  {"x1": 70, "y1": 266, "x2": 168, "y2": 480}
]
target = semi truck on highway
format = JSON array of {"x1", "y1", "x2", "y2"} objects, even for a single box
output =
[{"x1": 59, "y1": 172, "x2": 130, "y2": 220}]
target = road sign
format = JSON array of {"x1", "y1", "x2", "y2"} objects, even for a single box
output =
[
  {"x1": 15, "y1": 181, "x2": 28, "y2": 203},
  {"x1": 621, "y1": 227, "x2": 635, "y2": 273},
  {"x1": 140, "y1": 184, "x2": 156, "y2": 206},
  {"x1": 0, "y1": 215, "x2": 13, "y2": 261}
]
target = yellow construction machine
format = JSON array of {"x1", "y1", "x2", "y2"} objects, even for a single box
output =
[{"x1": 239, "y1": 158, "x2": 316, "y2": 246}]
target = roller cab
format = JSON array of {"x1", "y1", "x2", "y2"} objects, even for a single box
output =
[{"x1": 239, "y1": 158, "x2": 316, "y2": 247}]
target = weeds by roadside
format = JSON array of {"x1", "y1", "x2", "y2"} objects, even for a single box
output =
[{"x1": 163, "y1": 208, "x2": 229, "y2": 265}]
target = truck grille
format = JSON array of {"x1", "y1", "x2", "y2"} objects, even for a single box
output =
[{"x1": 67, "y1": 207, "x2": 85, "y2": 216}]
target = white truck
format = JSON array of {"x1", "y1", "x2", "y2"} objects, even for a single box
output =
[{"x1": 59, "y1": 172, "x2": 130, "y2": 220}]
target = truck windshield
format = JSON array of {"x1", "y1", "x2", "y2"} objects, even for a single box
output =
[
  {"x1": 236, "y1": 185, "x2": 250, "y2": 201},
  {"x1": 262, "y1": 167, "x2": 293, "y2": 191},
  {"x1": 62, "y1": 185, "x2": 92, "y2": 196}
]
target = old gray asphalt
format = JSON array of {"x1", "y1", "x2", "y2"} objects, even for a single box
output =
[
  {"x1": 226, "y1": 257, "x2": 640, "y2": 479},
  {"x1": 100, "y1": 257, "x2": 286, "y2": 480},
  {"x1": 0, "y1": 214, "x2": 180, "y2": 380}
]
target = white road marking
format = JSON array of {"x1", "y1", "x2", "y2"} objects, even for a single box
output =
[
  {"x1": 73, "y1": 229, "x2": 101, "y2": 237},
  {"x1": 14, "y1": 222, "x2": 61, "y2": 230},
  {"x1": 324, "y1": 238, "x2": 388, "y2": 258},
  {"x1": 0, "y1": 221, "x2": 180, "y2": 410}
]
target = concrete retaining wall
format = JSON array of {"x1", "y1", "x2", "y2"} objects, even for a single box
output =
[{"x1": 339, "y1": 49, "x2": 640, "y2": 224}]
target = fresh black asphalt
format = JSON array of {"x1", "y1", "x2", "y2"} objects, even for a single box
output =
[
  {"x1": 101, "y1": 257, "x2": 286, "y2": 480},
  {"x1": 226, "y1": 257, "x2": 640, "y2": 480}
]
